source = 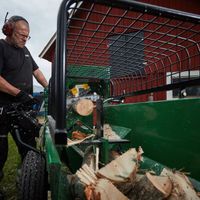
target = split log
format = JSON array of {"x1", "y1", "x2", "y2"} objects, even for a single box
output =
[
  {"x1": 73, "y1": 99, "x2": 94, "y2": 116},
  {"x1": 161, "y1": 168, "x2": 200, "y2": 200},
  {"x1": 129, "y1": 172, "x2": 172, "y2": 200},
  {"x1": 76, "y1": 164, "x2": 97, "y2": 186},
  {"x1": 85, "y1": 178, "x2": 129, "y2": 200},
  {"x1": 97, "y1": 148, "x2": 138, "y2": 182}
]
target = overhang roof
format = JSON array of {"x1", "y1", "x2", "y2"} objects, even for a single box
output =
[{"x1": 39, "y1": 32, "x2": 56, "y2": 62}]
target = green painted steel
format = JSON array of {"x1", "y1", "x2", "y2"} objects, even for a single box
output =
[
  {"x1": 104, "y1": 98, "x2": 200, "y2": 181},
  {"x1": 44, "y1": 127, "x2": 61, "y2": 200},
  {"x1": 44, "y1": 127, "x2": 62, "y2": 165},
  {"x1": 68, "y1": 65, "x2": 111, "y2": 79},
  {"x1": 44, "y1": 127, "x2": 74, "y2": 199},
  {"x1": 101, "y1": 138, "x2": 109, "y2": 164},
  {"x1": 62, "y1": 146, "x2": 84, "y2": 174},
  {"x1": 140, "y1": 156, "x2": 165, "y2": 175},
  {"x1": 55, "y1": 167, "x2": 72, "y2": 200}
]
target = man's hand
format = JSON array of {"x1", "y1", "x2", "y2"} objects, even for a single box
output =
[{"x1": 15, "y1": 91, "x2": 38, "y2": 105}]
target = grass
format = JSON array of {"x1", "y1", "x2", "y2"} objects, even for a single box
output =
[{"x1": 0, "y1": 134, "x2": 21, "y2": 200}]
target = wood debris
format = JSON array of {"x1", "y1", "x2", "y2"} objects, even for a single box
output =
[
  {"x1": 67, "y1": 134, "x2": 95, "y2": 147},
  {"x1": 72, "y1": 130, "x2": 88, "y2": 140},
  {"x1": 103, "y1": 124, "x2": 120, "y2": 140}
]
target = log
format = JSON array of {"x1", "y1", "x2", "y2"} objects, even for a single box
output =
[
  {"x1": 97, "y1": 148, "x2": 138, "y2": 182},
  {"x1": 161, "y1": 168, "x2": 200, "y2": 200},
  {"x1": 95, "y1": 179, "x2": 129, "y2": 200},
  {"x1": 73, "y1": 99, "x2": 94, "y2": 116},
  {"x1": 146, "y1": 172, "x2": 172, "y2": 198},
  {"x1": 129, "y1": 172, "x2": 172, "y2": 200},
  {"x1": 115, "y1": 174, "x2": 144, "y2": 195}
]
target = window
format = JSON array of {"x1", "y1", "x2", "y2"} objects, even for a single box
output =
[{"x1": 166, "y1": 71, "x2": 200, "y2": 99}]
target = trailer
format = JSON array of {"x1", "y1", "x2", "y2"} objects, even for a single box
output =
[{"x1": 18, "y1": 0, "x2": 200, "y2": 199}]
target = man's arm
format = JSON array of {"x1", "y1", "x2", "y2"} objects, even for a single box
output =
[
  {"x1": 33, "y1": 69, "x2": 48, "y2": 88},
  {"x1": 0, "y1": 75, "x2": 20, "y2": 96}
]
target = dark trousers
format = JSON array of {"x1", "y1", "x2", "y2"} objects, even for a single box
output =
[{"x1": 0, "y1": 114, "x2": 36, "y2": 173}]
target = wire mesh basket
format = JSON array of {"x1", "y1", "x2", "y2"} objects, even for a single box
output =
[{"x1": 65, "y1": 0, "x2": 200, "y2": 99}]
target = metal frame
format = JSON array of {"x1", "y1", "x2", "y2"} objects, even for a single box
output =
[{"x1": 50, "y1": 0, "x2": 200, "y2": 144}]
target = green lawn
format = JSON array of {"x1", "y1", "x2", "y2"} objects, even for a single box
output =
[{"x1": 0, "y1": 135, "x2": 21, "y2": 200}]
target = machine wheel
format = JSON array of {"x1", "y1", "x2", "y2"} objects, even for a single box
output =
[{"x1": 17, "y1": 150, "x2": 47, "y2": 200}]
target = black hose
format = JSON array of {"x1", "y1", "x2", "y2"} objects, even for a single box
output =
[{"x1": 14, "y1": 126, "x2": 44, "y2": 157}]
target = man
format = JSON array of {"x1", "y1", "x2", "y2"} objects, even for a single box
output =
[{"x1": 0, "y1": 15, "x2": 48, "y2": 186}]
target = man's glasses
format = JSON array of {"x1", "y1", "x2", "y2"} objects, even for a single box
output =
[{"x1": 14, "y1": 31, "x2": 31, "y2": 40}]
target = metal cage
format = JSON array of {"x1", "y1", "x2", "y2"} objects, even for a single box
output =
[
  {"x1": 51, "y1": 0, "x2": 200, "y2": 141},
  {"x1": 64, "y1": 0, "x2": 200, "y2": 98}
]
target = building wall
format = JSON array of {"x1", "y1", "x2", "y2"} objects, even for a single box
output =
[{"x1": 141, "y1": 0, "x2": 200, "y2": 14}]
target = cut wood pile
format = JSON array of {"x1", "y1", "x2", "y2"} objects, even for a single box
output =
[{"x1": 72, "y1": 148, "x2": 200, "y2": 200}]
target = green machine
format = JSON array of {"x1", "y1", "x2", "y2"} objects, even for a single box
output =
[{"x1": 18, "y1": 0, "x2": 200, "y2": 199}]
